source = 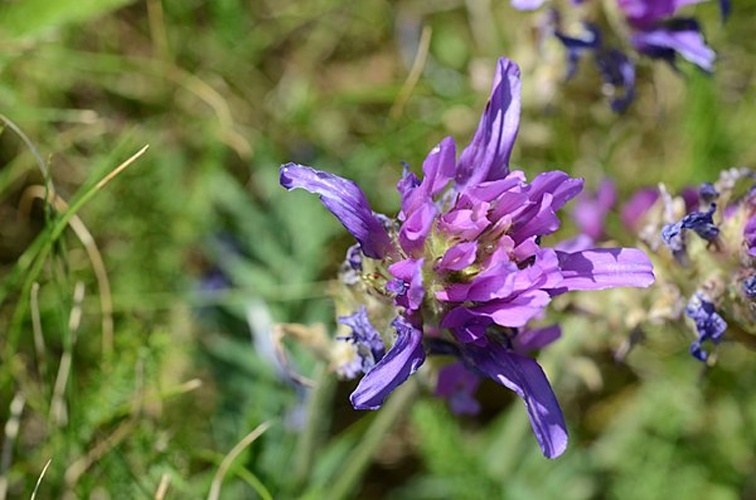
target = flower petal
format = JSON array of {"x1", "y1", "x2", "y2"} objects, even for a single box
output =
[
  {"x1": 350, "y1": 317, "x2": 426, "y2": 410},
  {"x1": 510, "y1": 0, "x2": 546, "y2": 10},
  {"x1": 463, "y1": 343, "x2": 568, "y2": 459},
  {"x1": 553, "y1": 248, "x2": 655, "y2": 292},
  {"x1": 456, "y1": 58, "x2": 522, "y2": 188},
  {"x1": 631, "y1": 20, "x2": 716, "y2": 72},
  {"x1": 436, "y1": 241, "x2": 479, "y2": 272},
  {"x1": 514, "y1": 324, "x2": 561, "y2": 353},
  {"x1": 280, "y1": 163, "x2": 391, "y2": 259}
]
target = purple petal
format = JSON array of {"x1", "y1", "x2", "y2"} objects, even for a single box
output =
[
  {"x1": 511, "y1": 0, "x2": 546, "y2": 10},
  {"x1": 350, "y1": 316, "x2": 426, "y2": 410},
  {"x1": 618, "y1": 0, "x2": 678, "y2": 25},
  {"x1": 526, "y1": 171, "x2": 584, "y2": 213},
  {"x1": 438, "y1": 204, "x2": 491, "y2": 241},
  {"x1": 514, "y1": 324, "x2": 561, "y2": 353},
  {"x1": 553, "y1": 248, "x2": 655, "y2": 292},
  {"x1": 463, "y1": 343, "x2": 568, "y2": 458},
  {"x1": 632, "y1": 22, "x2": 716, "y2": 72},
  {"x1": 477, "y1": 290, "x2": 552, "y2": 327},
  {"x1": 444, "y1": 290, "x2": 551, "y2": 331},
  {"x1": 510, "y1": 193, "x2": 561, "y2": 242},
  {"x1": 436, "y1": 241, "x2": 478, "y2": 272},
  {"x1": 421, "y1": 137, "x2": 458, "y2": 196},
  {"x1": 399, "y1": 138, "x2": 456, "y2": 218},
  {"x1": 456, "y1": 58, "x2": 522, "y2": 188},
  {"x1": 280, "y1": 163, "x2": 391, "y2": 259},
  {"x1": 388, "y1": 258, "x2": 425, "y2": 311},
  {"x1": 437, "y1": 258, "x2": 518, "y2": 302},
  {"x1": 399, "y1": 201, "x2": 437, "y2": 255},
  {"x1": 441, "y1": 308, "x2": 493, "y2": 344}
]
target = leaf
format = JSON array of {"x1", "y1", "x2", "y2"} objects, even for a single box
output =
[{"x1": 0, "y1": 0, "x2": 135, "y2": 40}]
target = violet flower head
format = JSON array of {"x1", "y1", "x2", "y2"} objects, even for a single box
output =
[{"x1": 280, "y1": 57, "x2": 654, "y2": 458}]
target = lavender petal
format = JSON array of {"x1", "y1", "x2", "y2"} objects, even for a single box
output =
[
  {"x1": 350, "y1": 317, "x2": 426, "y2": 410},
  {"x1": 280, "y1": 163, "x2": 391, "y2": 259}
]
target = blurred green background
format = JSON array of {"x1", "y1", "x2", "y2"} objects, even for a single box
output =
[{"x1": 0, "y1": 0, "x2": 755, "y2": 498}]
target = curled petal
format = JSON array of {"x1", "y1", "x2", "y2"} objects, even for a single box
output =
[
  {"x1": 280, "y1": 163, "x2": 391, "y2": 259},
  {"x1": 456, "y1": 58, "x2": 522, "y2": 188},
  {"x1": 350, "y1": 317, "x2": 426, "y2": 410},
  {"x1": 463, "y1": 343, "x2": 568, "y2": 459},
  {"x1": 437, "y1": 241, "x2": 479, "y2": 272},
  {"x1": 388, "y1": 258, "x2": 426, "y2": 312},
  {"x1": 553, "y1": 248, "x2": 655, "y2": 292},
  {"x1": 399, "y1": 201, "x2": 437, "y2": 256},
  {"x1": 421, "y1": 136, "x2": 458, "y2": 197}
]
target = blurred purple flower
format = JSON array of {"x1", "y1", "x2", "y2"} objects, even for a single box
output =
[
  {"x1": 572, "y1": 179, "x2": 617, "y2": 241},
  {"x1": 555, "y1": 24, "x2": 637, "y2": 112},
  {"x1": 621, "y1": 187, "x2": 660, "y2": 231},
  {"x1": 631, "y1": 19, "x2": 715, "y2": 72},
  {"x1": 281, "y1": 57, "x2": 654, "y2": 458},
  {"x1": 617, "y1": 0, "x2": 717, "y2": 71},
  {"x1": 435, "y1": 362, "x2": 481, "y2": 415}
]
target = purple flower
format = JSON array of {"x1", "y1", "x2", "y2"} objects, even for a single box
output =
[
  {"x1": 621, "y1": 187, "x2": 660, "y2": 231},
  {"x1": 616, "y1": 0, "x2": 717, "y2": 72},
  {"x1": 685, "y1": 293, "x2": 727, "y2": 361},
  {"x1": 280, "y1": 57, "x2": 654, "y2": 458},
  {"x1": 631, "y1": 19, "x2": 715, "y2": 72},
  {"x1": 553, "y1": 23, "x2": 638, "y2": 113}
]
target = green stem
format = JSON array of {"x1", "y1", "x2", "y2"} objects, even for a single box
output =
[
  {"x1": 293, "y1": 364, "x2": 337, "y2": 491},
  {"x1": 328, "y1": 377, "x2": 420, "y2": 500}
]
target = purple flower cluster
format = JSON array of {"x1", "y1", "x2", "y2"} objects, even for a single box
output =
[
  {"x1": 516, "y1": 0, "x2": 727, "y2": 111},
  {"x1": 281, "y1": 57, "x2": 655, "y2": 458},
  {"x1": 654, "y1": 172, "x2": 756, "y2": 361}
]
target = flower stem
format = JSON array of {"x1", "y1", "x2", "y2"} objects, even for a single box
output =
[
  {"x1": 328, "y1": 377, "x2": 420, "y2": 500},
  {"x1": 293, "y1": 363, "x2": 336, "y2": 491}
]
